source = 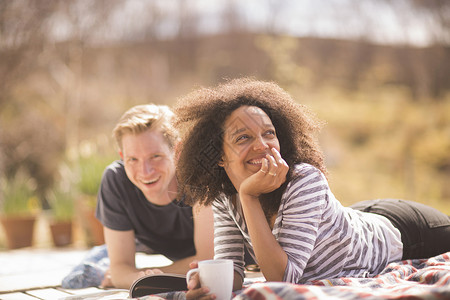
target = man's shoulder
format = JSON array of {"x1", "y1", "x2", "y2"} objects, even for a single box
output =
[
  {"x1": 102, "y1": 160, "x2": 131, "y2": 188},
  {"x1": 108, "y1": 159, "x2": 124, "y2": 170},
  {"x1": 104, "y1": 160, "x2": 125, "y2": 177}
]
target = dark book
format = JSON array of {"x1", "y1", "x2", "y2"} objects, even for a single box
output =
[{"x1": 129, "y1": 273, "x2": 188, "y2": 298}]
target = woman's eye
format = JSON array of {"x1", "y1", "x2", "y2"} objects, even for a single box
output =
[
  {"x1": 265, "y1": 129, "x2": 276, "y2": 136},
  {"x1": 236, "y1": 135, "x2": 249, "y2": 142}
]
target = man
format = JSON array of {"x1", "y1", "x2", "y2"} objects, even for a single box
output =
[{"x1": 63, "y1": 104, "x2": 214, "y2": 289}]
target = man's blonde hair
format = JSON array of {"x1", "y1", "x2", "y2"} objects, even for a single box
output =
[{"x1": 113, "y1": 104, "x2": 178, "y2": 150}]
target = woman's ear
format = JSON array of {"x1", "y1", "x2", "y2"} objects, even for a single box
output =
[{"x1": 218, "y1": 158, "x2": 225, "y2": 167}]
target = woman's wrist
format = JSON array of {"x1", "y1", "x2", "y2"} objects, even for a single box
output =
[{"x1": 239, "y1": 190, "x2": 260, "y2": 202}]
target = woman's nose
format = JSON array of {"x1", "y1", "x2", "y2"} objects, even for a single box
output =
[{"x1": 253, "y1": 136, "x2": 269, "y2": 151}]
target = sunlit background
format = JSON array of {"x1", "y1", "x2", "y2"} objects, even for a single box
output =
[{"x1": 0, "y1": 0, "x2": 449, "y2": 250}]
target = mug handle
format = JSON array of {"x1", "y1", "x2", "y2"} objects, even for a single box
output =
[{"x1": 186, "y1": 268, "x2": 199, "y2": 285}]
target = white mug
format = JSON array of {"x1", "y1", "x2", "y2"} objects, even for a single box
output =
[{"x1": 186, "y1": 259, "x2": 234, "y2": 300}]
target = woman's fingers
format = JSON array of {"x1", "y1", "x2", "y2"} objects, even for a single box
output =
[
  {"x1": 186, "y1": 287, "x2": 213, "y2": 300},
  {"x1": 186, "y1": 273, "x2": 213, "y2": 300},
  {"x1": 258, "y1": 148, "x2": 288, "y2": 180},
  {"x1": 244, "y1": 148, "x2": 289, "y2": 197},
  {"x1": 266, "y1": 154, "x2": 278, "y2": 176},
  {"x1": 271, "y1": 148, "x2": 289, "y2": 179},
  {"x1": 259, "y1": 157, "x2": 269, "y2": 174},
  {"x1": 187, "y1": 272, "x2": 200, "y2": 290},
  {"x1": 272, "y1": 148, "x2": 288, "y2": 168}
]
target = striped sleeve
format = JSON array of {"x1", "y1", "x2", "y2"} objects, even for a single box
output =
[
  {"x1": 212, "y1": 196, "x2": 246, "y2": 280},
  {"x1": 278, "y1": 165, "x2": 329, "y2": 283}
]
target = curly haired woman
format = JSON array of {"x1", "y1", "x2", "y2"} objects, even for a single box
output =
[{"x1": 174, "y1": 78, "x2": 450, "y2": 299}]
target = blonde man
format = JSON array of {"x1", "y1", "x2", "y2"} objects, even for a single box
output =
[{"x1": 64, "y1": 104, "x2": 213, "y2": 289}]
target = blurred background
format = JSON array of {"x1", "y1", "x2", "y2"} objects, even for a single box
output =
[{"x1": 0, "y1": 0, "x2": 449, "y2": 250}]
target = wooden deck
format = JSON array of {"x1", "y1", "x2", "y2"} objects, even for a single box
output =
[
  {"x1": 0, "y1": 287, "x2": 128, "y2": 300},
  {"x1": 0, "y1": 248, "x2": 172, "y2": 299}
]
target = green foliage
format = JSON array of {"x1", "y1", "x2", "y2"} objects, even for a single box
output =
[
  {"x1": 48, "y1": 187, "x2": 75, "y2": 221},
  {"x1": 1, "y1": 171, "x2": 40, "y2": 217},
  {"x1": 72, "y1": 138, "x2": 118, "y2": 211},
  {"x1": 296, "y1": 86, "x2": 450, "y2": 214},
  {"x1": 254, "y1": 34, "x2": 449, "y2": 214},
  {"x1": 77, "y1": 155, "x2": 109, "y2": 196}
]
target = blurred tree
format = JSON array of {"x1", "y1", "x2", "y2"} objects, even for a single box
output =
[
  {"x1": 0, "y1": 0, "x2": 119, "y2": 204},
  {"x1": 381, "y1": 0, "x2": 450, "y2": 99},
  {"x1": 0, "y1": 0, "x2": 448, "y2": 215},
  {"x1": 0, "y1": 0, "x2": 60, "y2": 203}
]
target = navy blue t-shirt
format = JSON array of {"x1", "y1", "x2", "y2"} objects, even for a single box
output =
[{"x1": 96, "y1": 160, "x2": 196, "y2": 260}]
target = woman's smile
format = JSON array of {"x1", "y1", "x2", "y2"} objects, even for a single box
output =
[{"x1": 221, "y1": 105, "x2": 280, "y2": 189}]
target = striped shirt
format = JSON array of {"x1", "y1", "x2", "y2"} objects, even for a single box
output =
[{"x1": 212, "y1": 163, "x2": 403, "y2": 283}]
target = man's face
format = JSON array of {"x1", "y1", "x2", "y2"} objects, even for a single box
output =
[{"x1": 120, "y1": 129, "x2": 176, "y2": 205}]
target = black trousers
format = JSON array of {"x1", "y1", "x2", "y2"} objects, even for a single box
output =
[{"x1": 350, "y1": 199, "x2": 450, "y2": 260}]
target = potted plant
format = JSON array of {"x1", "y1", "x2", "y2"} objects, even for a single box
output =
[
  {"x1": 77, "y1": 155, "x2": 108, "y2": 246},
  {"x1": 48, "y1": 186, "x2": 75, "y2": 247},
  {"x1": 0, "y1": 171, "x2": 41, "y2": 249}
]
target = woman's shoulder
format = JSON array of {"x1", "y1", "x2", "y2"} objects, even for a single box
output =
[
  {"x1": 281, "y1": 163, "x2": 330, "y2": 206},
  {"x1": 291, "y1": 163, "x2": 323, "y2": 178},
  {"x1": 212, "y1": 193, "x2": 231, "y2": 206},
  {"x1": 285, "y1": 163, "x2": 328, "y2": 192}
]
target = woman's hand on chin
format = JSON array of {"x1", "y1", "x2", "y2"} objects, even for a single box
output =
[{"x1": 240, "y1": 148, "x2": 289, "y2": 199}]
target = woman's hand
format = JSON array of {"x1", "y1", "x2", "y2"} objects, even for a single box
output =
[
  {"x1": 186, "y1": 262, "x2": 215, "y2": 300},
  {"x1": 240, "y1": 148, "x2": 289, "y2": 199}
]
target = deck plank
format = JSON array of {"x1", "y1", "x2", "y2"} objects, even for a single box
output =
[
  {"x1": 0, "y1": 248, "x2": 87, "y2": 293},
  {"x1": 56, "y1": 289, "x2": 129, "y2": 300},
  {"x1": 56, "y1": 287, "x2": 103, "y2": 295},
  {"x1": 0, "y1": 248, "x2": 173, "y2": 298},
  {"x1": 26, "y1": 288, "x2": 72, "y2": 300},
  {"x1": 0, "y1": 292, "x2": 40, "y2": 300}
]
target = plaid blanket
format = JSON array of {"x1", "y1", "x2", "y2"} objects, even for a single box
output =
[
  {"x1": 139, "y1": 252, "x2": 450, "y2": 300},
  {"x1": 235, "y1": 252, "x2": 450, "y2": 300}
]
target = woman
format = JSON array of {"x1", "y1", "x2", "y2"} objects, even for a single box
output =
[{"x1": 173, "y1": 78, "x2": 450, "y2": 298}]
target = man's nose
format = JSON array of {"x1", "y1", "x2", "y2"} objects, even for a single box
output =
[{"x1": 141, "y1": 160, "x2": 154, "y2": 174}]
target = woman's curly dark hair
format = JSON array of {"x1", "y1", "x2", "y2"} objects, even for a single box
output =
[{"x1": 174, "y1": 78, "x2": 326, "y2": 212}]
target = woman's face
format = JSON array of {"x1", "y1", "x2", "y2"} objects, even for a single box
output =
[{"x1": 220, "y1": 105, "x2": 280, "y2": 190}]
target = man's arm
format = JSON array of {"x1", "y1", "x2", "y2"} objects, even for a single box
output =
[
  {"x1": 160, "y1": 203, "x2": 214, "y2": 274},
  {"x1": 104, "y1": 227, "x2": 156, "y2": 289}
]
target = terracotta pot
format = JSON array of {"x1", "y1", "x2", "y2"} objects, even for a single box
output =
[
  {"x1": 85, "y1": 210, "x2": 104, "y2": 246},
  {"x1": 49, "y1": 221, "x2": 73, "y2": 247},
  {"x1": 77, "y1": 195, "x2": 105, "y2": 246},
  {"x1": 0, "y1": 215, "x2": 36, "y2": 249}
]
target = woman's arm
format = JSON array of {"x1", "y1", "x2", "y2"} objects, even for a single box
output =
[
  {"x1": 242, "y1": 162, "x2": 328, "y2": 283},
  {"x1": 239, "y1": 148, "x2": 289, "y2": 281},
  {"x1": 160, "y1": 203, "x2": 214, "y2": 274},
  {"x1": 240, "y1": 195, "x2": 287, "y2": 281}
]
